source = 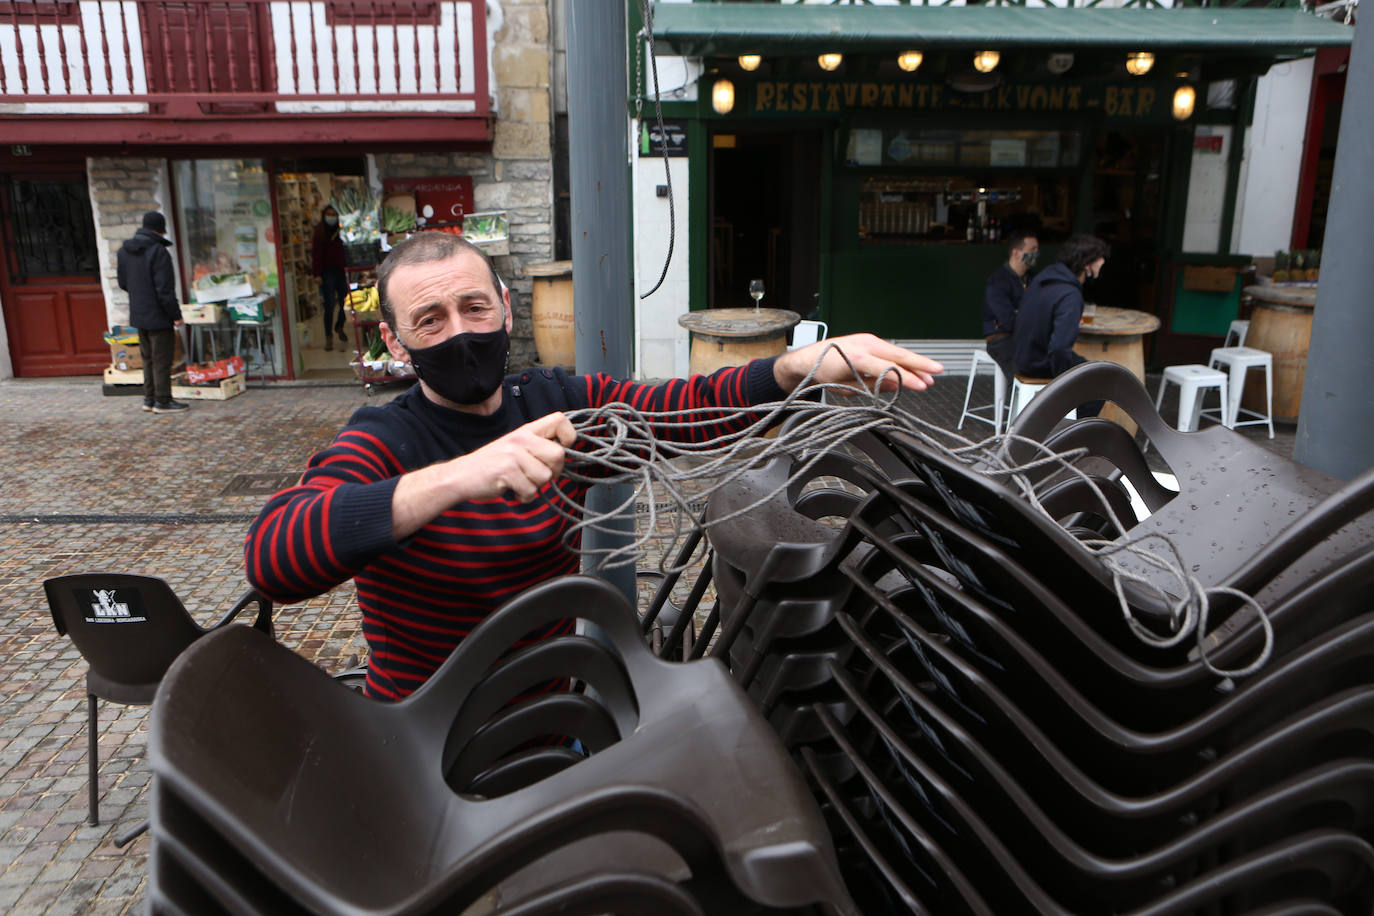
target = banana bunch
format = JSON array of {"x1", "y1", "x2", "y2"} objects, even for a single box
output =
[{"x1": 346, "y1": 286, "x2": 380, "y2": 315}]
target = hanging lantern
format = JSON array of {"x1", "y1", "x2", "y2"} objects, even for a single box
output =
[
  {"x1": 1172, "y1": 84, "x2": 1196, "y2": 120},
  {"x1": 1126, "y1": 51, "x2": 1156, "y2": 77},
  {"x1": 897, "y1": 50, "x2": 923, "y2": 72},
  {"x1": 738, "y1": 54, "x2": 762, "y2": 72},
  {"x1": 712, "y1": 78, "x2": 736, "y2": 115},
  {"x1": 817, "y1": 53, "x2": 844, "y2": 72},
  {"x1": 973, "y1": 50, "x2": 1001, "y2": 73}
]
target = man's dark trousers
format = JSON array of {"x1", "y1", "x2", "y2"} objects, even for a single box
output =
[{"x1": 138, "y1": 327, "x2": 176, "y2": 403}]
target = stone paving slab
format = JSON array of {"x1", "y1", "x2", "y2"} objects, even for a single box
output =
[{"x1": 0, "y1": 372, "x2": 1296, "y2": 914}]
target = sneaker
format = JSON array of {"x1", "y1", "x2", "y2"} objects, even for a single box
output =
[
  {"x1": 141, "y1": 398, "x2": 155, "y2": 412},
  {"x1": 152, "y1": 400, "x2": 190, "y2": 414},
  {"x1": 336, "y1": 327, "x2": 349, "y2": 344}
]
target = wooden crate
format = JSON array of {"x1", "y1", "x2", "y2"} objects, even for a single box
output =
[
  {"x1": 171, "y1": 373, "x2": 246, "y2": 401},
  {"x1": 103, "y1": 365, "x2": 143, "y2": 385},
  {"x1": 182, "y1": 303, "x2": 223, "y2": 324}
]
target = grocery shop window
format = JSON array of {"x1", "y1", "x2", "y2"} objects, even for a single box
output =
[{"x1": 325, "y1": 2, "x2": 441, "y2": 26}]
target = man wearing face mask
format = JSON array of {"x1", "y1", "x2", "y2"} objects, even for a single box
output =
[
  {"x1": 981, "y1": 229, "x2": 1038, "y2": 385},
  {"x1": 1012, "y1": 234, "x2": 1110, "y2": 418},
  {"x1": 244, "y1": 232, "x2": 944, "y2": 700}
]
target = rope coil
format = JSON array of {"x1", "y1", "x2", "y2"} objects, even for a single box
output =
[{"x1": 550, "y1": 343, "x2": 1273, "y2": 680}]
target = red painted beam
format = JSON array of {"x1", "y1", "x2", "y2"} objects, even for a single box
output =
[{"x1": 0, "y1": 115, "x2": 493, "y2": 146}]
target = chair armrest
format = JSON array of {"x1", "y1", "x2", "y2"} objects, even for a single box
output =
[{"x1": 209, "y1": 589, "x2": 274, "y2": 639}]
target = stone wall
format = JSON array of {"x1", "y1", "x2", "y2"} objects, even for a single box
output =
[
  {"x1": 375, "y1": 0, "x2": 556, "y2": 371},
  {"x1": 87, "y1": 157, "x2": 174, "y2": 328}
]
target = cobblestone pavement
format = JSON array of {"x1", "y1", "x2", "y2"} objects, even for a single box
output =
[{"x1": 0, "y1": 371, "x2": 1296, "y2": 914}]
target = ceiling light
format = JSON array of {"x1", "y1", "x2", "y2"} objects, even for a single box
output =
[
  {"x1": 1172, "y1": 84, "x2": 1196, "y2": 120},
  {"x1": 712, "y1": 78, "x2": 736, "y2": 115},
  {"x1": 818, "y1": 53, "x2": 843, "y2": 72},
  {"x1": 897, "y1": 50, "x2": 923, "y2": 72},
  {"x1": 1126, "y1": 51, "x2": 1155, "y2": 77},
  {"x1": 1047, "y1": 52, "x2": 1074, "y2": 75},
  {"x1": 973, "y1": 50, "x2": 1000, "y2": 73},
  {"x1": 738, "y1": 54, "x2": 761, "y2": 72}
]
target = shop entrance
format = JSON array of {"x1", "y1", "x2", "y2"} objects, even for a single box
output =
[
  {"x1": 1089, "y1": 129, "x2": 1167, "y2": 325},
  {"x1": 709, "y1": 130, "x2": 822, "y2": 317},
  {"x1": 0, "y1": 166, "x2": 106, "y2": 377},
  {"x1": 273, "y1": 157, "x2": 369, "y2": 380}
]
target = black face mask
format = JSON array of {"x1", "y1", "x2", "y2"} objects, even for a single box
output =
[{"x1": 402, "y1": 327, "x2": 510, "y2": 406}]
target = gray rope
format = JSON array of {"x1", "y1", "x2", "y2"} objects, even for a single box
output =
[{"x1": 551, "y1": 343, "x2": 1273, "y2": 680}]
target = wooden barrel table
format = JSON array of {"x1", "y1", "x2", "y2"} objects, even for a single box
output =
[
  {"x1": 1241, "y1": 284, "x2": 1316, "y2": 423},
  {"x1": 678, "y1": 308, "x2": 800, "y2": 376},
  {"x1": 1073, "y1": 305, "x2": 1162, "y2": 435},
  {"x1": 527, "y1": 260, "x2": 575, "y2": 369}
]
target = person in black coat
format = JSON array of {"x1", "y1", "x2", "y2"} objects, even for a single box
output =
[
  {"x1": 1012, "y1": 233, "x2": 1110, "y2": 417},
  {"x1": 117, "y1": 211, "x2": 187, "y2": 414},
  {"x1": 981, "y1": 228, "x2": 1039, "y2": 384}
]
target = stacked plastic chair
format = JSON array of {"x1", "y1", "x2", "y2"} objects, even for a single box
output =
[
  {"x1": 685, "y1": 361, "x2": 1374, "y2": 914},
  {"x1": 146, "y1": 575, "x2": 858, "y2": 915}
]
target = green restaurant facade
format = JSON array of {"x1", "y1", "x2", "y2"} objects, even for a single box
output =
[{"x1": 630, "y1": 2, "x2": 1352, "y2": 370}]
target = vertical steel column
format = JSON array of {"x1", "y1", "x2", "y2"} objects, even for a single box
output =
[
  {"x1": 1295, "y1": 16, "x2": 1374, "y2": 479},
  {"x1": 566, "y1": 0, "x2": 636, "y2": 599}
]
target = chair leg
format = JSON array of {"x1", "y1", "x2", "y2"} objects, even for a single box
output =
[
  {"x1": 993, "y1": 369, "x2": 1007, "y2": 435},
  {"x1": 87, "y1": 692, "x2": 99, "y2": 827},
  {"x1": 956, "y1": 368, "x2": 978, "y2": 431},
  {"x1": 1264, "y1": 362, "x2": 1275, "y2": 439}
]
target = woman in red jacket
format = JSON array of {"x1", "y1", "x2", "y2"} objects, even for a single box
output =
[{"x1": 312, "y1": 205, "x2": 349, "y2": 351}]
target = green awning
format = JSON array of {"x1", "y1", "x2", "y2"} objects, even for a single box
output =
[{"x1": 650, "y1": 4, "x2": 1353, "y2": 57}]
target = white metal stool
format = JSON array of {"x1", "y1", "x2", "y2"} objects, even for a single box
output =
[
  {"x1": 1008, "y1": 373, "x2": 1077, "y2": 427},
  {"x1": 957, "y1": 349, "x2": 1008, "y2": 435},
  {"x1": 1223, "y1": 319, "x2": 1250, "y2": 348},
  {"x1": 235, "y1": 321, "x2": 275, "y2": 377},
  {"x1": 1208, "y1": 346, "x2": 1274, "y2": 438},
  {"x1": 1155, "y1": 364, "x2": 1229, "y2": 432}
]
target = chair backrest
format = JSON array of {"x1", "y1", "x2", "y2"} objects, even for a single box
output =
[
  {"x1": 789, "y1": 320, "x2": 828, "y2": 350},
  {"x1": 44, "y1": 573, "x2": 207, "y2": 702},
  {"x1": 1225, "y1": 319, "x2": 1250, "y2": 348}
]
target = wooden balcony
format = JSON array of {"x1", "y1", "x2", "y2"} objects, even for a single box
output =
[{"x1": 0, "y1": 0, "x2": 491, "y2": 146}]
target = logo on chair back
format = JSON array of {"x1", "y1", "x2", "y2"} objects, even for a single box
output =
[{"x1": 80, "y1": 589, "x2": 148, "y2": 624}]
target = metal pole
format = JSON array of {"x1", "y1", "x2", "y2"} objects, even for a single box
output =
[
  {"x1": 1294, "y1": 16, "x2": 1374, "y2": 478},
  {"x1": 566, "y1": 0, "x2": 636, "y2": 600}
]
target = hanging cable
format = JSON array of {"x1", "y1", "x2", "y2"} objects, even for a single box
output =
[{"x1": 636, "y1": 0, "x2": 675, "y2": 299}]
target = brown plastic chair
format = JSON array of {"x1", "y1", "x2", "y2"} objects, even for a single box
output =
[
  {"x1": 43, "y1": 573, "x2": 271, "y2": 837},
  {"x1": 148, "y1": 575, "x2": 857, "y2": 915}
]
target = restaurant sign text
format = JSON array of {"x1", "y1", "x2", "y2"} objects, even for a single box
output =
[{"x1": 749, "y1": 80, "x2": 1167, "y2": 121}]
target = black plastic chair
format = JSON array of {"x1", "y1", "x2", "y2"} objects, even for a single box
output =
[
  {"x1": 149, "y1": 575, "x2": 857, "y2": 915},
  {"x1": 43, "y1": 573, "x2": 272, "y2": 836}
]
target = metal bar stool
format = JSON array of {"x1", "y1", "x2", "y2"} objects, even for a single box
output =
[
  {"x1": 1208, "y1": 346, "x2": 1275, "y2": 438},
  {"x1": 1009, "y1": 373, "x2": 1077, "y2": 427},
  {"x1": 235, "y1": 321, "x2": 275, "y2": 378},
  {"x1": 1155, "y1": 364, "x2": 1230, "y2": 432},
  {"x1": 957, "y1": 348, "x2": 1008, "y2": 436}
]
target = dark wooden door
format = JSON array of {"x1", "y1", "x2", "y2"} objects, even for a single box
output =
[
  {"x1": 0, "y1": 172, "x2": 108, "y2": 377},
  {"x1": 141, "y1": 1, "x2": 275, "y2": 113}
]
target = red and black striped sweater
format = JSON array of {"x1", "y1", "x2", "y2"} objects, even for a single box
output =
[{"x1": 243, "y1": 359, "x2": 787, "y2": 699}]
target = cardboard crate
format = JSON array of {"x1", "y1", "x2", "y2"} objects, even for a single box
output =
[
  {"x1": 171, "y1": 373, "x2": 246, "y2": 401},
  {"x1": 226, "y1": 294, "x2": 276, "y2": 323},
  {"x1": 183, "y1": 303, "x2": 222, "y2": 324}
]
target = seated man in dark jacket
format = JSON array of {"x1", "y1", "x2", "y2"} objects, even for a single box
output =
[
  {"x1": 1012, "y1": 233, "x2": 1109, "y2": 416},
  {"x1": 117, "y1": 211, "x2": 187, "y2": 414}
]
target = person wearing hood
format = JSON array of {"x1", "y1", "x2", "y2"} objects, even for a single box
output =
[
  {"x1": 312, "y1": 204, "x2": 349, "y2": 351},
  {"x1": 1012, "y1": 233, "x2": 1110, "y2": 414},
  {"x1": 117, "y1": 211, "x2": 187, "y2": 414},
  {"x1": 243, "y1": 231, "x2": 945, "y2": 700}
]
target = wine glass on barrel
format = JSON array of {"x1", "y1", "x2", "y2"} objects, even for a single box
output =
[{"x1": 748, "y1": 278, "x2": 765, "y2": 312}]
